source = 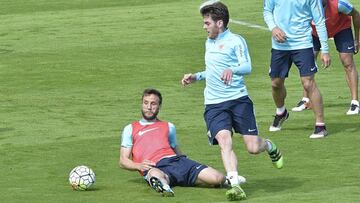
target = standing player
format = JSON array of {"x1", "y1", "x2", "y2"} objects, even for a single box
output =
[
  {"x1": 181, "y1": 1, "x2": 283, "y2": 201},
  {"x1": 263, "y1": 0, "x2": 332, "y2": 138},
  {"x1": 292, "y1": 0, "x2": 360, "y2": 115},
  {"x1": 119, "y1": 88, "x2": 245, "y2": 198}
]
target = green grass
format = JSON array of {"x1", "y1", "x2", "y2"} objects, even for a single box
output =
[{"x1": 1, "y1": 0, "x2": 360, "y2": 202}]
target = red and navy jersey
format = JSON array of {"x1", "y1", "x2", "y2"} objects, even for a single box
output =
[
  {"x1": 131, "y1": 121, "x2": 176, "y2": 167},
  {"x1": 312, "y1": 0, "x2": 351, "y2": 38}
]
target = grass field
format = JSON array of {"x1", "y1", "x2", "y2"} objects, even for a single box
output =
[{"x1": 1, "y1": 0, "x2": 360, "y2": 202}]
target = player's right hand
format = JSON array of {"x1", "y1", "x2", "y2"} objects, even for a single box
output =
[
  {"x1": 181, "y1": 73, "x2": 196, "y2": 86},
  {"x1": 320, "y1": 53, "x2": 331, "y2": 69},
  {"x1": 139, "y1": 160, "x2": 155, "y2": 172},
  {"x1": 271, "y1": 27, "x2": 287, "y2": 43}
]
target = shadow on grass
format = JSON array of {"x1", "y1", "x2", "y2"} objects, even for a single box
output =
[
  {"x1": 0, "y1": 127, "x2": 14, "y2": 133},
  {"x1": 244, "y1": 176, "x2": 303, "y2": 195},
  {"x1": 326, "y1": 121, "x2": 360, "y2": 135},
  {"x1": 86, "y1": 187, "x2": 100, "y2": 191}
]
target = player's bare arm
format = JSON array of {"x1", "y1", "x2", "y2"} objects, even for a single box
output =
[
  {"x1": 349, "y1": 7, "x2": 360, "y2": 54},
  {"x1": 119, "y1": 147, "x2": 155, "y2": 171},
  {"x1": 181, "y1": 73, "x2": 196, "y2": 86},
  {"x1": 271, "y1": 26, "x2": 287, "y2": 43}
]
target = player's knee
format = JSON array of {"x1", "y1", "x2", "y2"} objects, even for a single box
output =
[
  {"x1": 147, "y1": 168, "x2": 161, "y2": 178},
  {"x1": 146, "y1": 169, "x2": 156, "y2": 178},
  {"x1": 246, "y1": 147, "x2": 260, "y2": 154},
  {"x1": 218, "y1": 175, "x2": 226, "y2": 185},
  {"x1": 216, "y1": 131, "x2": 232, "y2": 150},
  {"x1": 271, "y1": 80, "x2": 283, "y2": 90},
  {"x1": 342, "y1": 62, "x2": 355, "y2": 72},
  {"x1": 302, "y1": 79, "x2": 315, "y2": 92},
  {"x1": 245, "y1": 143, "x2": 260, "y2": 154},
  {"x1": 244, "y1": 136, "x2": 262, "y2": 154},
  {"x1": 212, "y1": 173, "x2": 225, "y2": 185}
]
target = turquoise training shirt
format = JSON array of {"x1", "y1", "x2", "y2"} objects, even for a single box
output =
[
  {"x1": 263, "y1": 0, "x2": 329, "y2": 53},
  {"x1": 195, "y1": 29, "x2": 251, "y2": 105}
]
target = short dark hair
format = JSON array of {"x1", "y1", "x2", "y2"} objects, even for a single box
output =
[
  {"x1": 200, "y1": 2, "x2": 229, "y2": 28},
  {"x1": 142, "y1": 88, "x2": 162, "y2": 105}
]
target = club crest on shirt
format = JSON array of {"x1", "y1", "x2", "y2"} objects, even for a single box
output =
[{"x1": 219, "y1": 44, "x2": 224, "y2": 50}]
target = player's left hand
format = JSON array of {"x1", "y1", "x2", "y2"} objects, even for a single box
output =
[
  {"x1": 320, "y1": 53, "x2": 331, "y2": 69},
  {"x1": 221, "y1": 68, "x2": 233, "y2": 85}
]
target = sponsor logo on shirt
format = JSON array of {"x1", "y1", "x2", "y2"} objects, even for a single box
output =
[{"x1": 138, "y1": 127, "x2": 158, "y2": 136}]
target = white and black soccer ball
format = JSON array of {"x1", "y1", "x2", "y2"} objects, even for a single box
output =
[{"x1": 69, "y1": 165, "x2": 96, "y2": 191}]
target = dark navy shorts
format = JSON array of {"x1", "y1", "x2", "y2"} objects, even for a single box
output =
[
  {"x1": 269, "y1": 48, "x2": 317, "y2": 78},
  {"x1": 313, "y1": 28, "x2": 355, "y2": 53},
  {"x1": 146, "y1": 155, "x2": 207, "y2": 187},
  {"x1": 204, "y1": 96, "x2": 258, "y2": 145}
]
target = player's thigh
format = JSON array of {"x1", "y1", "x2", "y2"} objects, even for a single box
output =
[
  {"x1": 157, "y1": 155, "x2": 207, "y2": 187},
  {"x1": 204, "y1": 103, "x2": 233, "y2": 145},
  {"x1": 269, "y1": 49, "x2": 292, "y2": 78},
  {"x1": 334, "y1": 28, "x2": 355, "y2": 53},
  {"x1": 292, "y1": 48, "x2": 317, "y2": 77},
  {"x1": 196, "y1": 167, "x2": 224, "y2": 185}
]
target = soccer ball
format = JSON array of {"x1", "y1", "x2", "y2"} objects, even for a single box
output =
[{"x1": 69, "y1": 165, "x2": 96, "y2": 191}]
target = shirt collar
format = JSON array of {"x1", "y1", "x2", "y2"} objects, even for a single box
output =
[
  {"x1": 139, "y1": 118, "x2": 157, "y2": 125},
  {"x1": 209, "y1": 28, "x2": 229, "y2": 42}
]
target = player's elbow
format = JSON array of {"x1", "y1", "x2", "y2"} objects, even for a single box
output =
[
  {"x1": 244, "y1": 67, "x2": 251, "y2": 75},
  {"x1": 118, "y1": 160, "x2": 124, "y2": 168},
  {"x1": 118, "y1": 157, "x2": 126, "y2": 169},
  {"x1": 242, "y1": 63, "x2": 252, "y2": 75}
]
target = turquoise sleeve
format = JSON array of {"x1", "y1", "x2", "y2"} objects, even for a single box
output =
[{"x1": 120, "y1": 124, "x2": 133, "y2": 148}]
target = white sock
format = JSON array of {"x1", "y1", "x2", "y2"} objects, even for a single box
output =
[
  {"x1": 227, "y1": 171, "x2": 239, "y2": 186},
  {"x1": 315, "y1": 122, "x2": 325, "y2": 126},
  {"x1": 302, "y1": 97, "x2": 310, "y2": 103},
  {"x1": 276, "y1": 106, "x2": 285, "y2": 115},
  {"x1": 351, "y1": 100, "x2": 359, "y2": 106}
]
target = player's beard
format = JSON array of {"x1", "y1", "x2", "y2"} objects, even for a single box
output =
[{"x1": 141, "y1": 109, "x2": 159, "y2": 121}]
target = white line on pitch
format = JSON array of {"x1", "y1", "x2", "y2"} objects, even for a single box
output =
[{"x1": 230, "y1": 19, "x2": 269, "y2": 31}]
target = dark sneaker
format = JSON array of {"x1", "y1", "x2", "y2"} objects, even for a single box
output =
[
  {"x1": 149, "y1": 177, "x2": 174, "y2": 197},
  {"x1": 266, "y1": 139, "x2": 283, "y2": 169},
  {"x1": 292, "y1": 99, "x2": 311, "y2": 112},
  {"x1": 309, "y1": 125, "x2": 328, "y2": 139},
  {"x1": 269, "y1": 109, "x2": 289, "y2": 132},
  {"x1": 346, "y1": 103, "x2": 359, "y2": 115},
  {"x1": 225, "y1": 185, "x2": 246, "y2": 201}
]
